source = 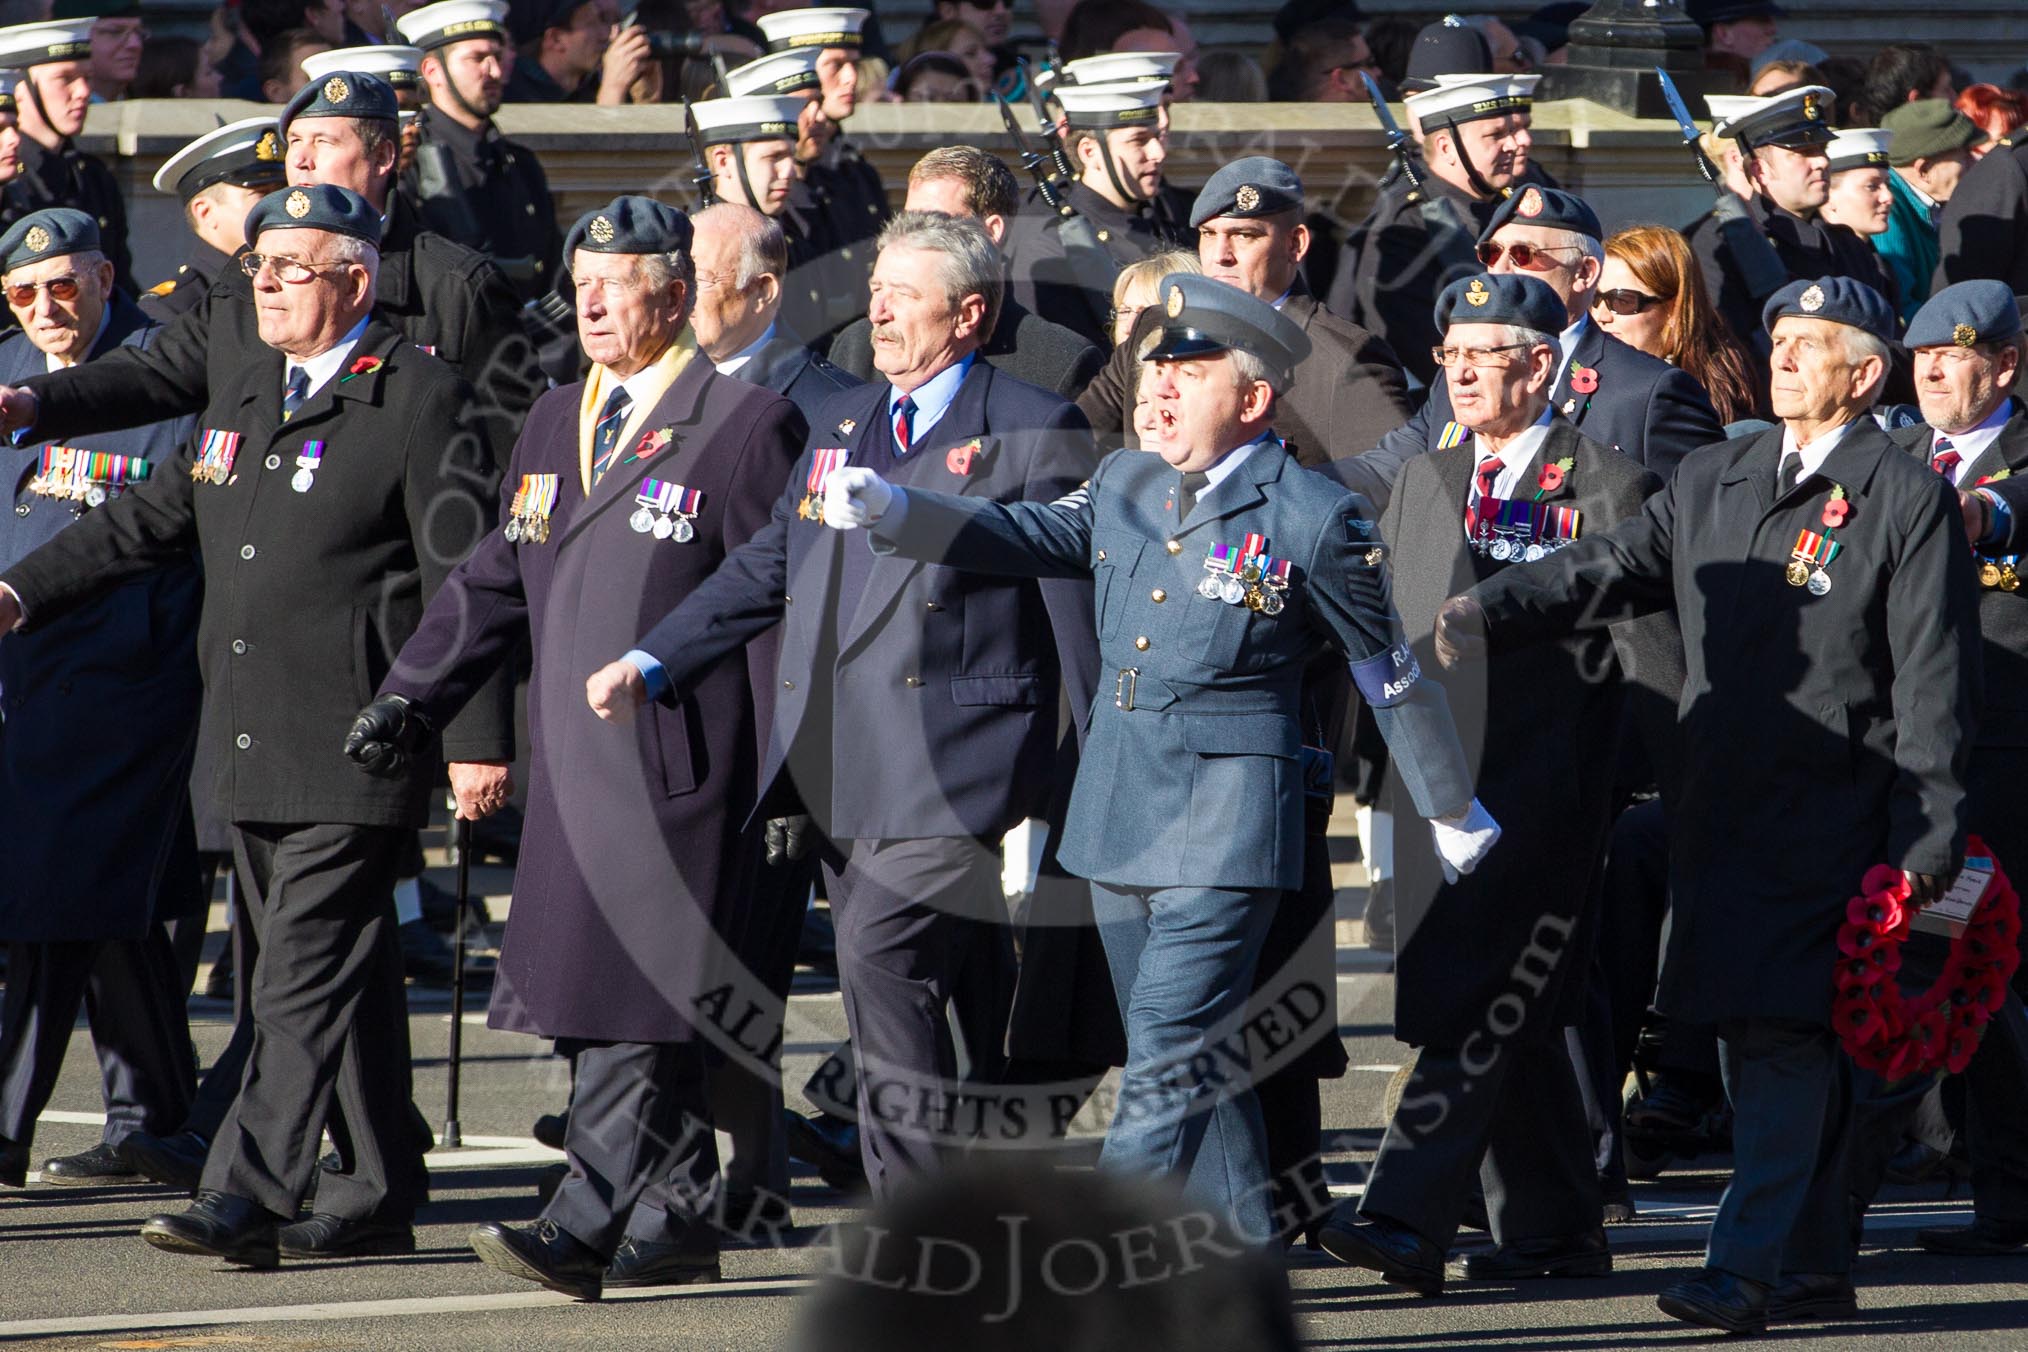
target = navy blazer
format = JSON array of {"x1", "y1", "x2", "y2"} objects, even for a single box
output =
[
  {"x1": 636, "y1": 359, "x2": 1100, "y2": 841},
  {"x1": 737, "y1": 332, "x2": 861, "y2": 423},
  {"x1": 1337, "y1": 320, "x2": 1725, "y2": 510},
  {"x1": 0, "y1": 295, "x2": 202, "y2": 941}
]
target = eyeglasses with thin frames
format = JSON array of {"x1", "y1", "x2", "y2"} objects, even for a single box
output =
[
  {"x1": 1476, "y1": 240, "x2": 1584, "y2": 270},
  {"x1": 4, "y1": 275, "x2": 82, "y2": 306},
  {"x1": 1430, "y1": 342, "x2": 1533, "y2": 369},
  {"x1": 238, "y1": 253, "x2": 352, "y2": 284}
]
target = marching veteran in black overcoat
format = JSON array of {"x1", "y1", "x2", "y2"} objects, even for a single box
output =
[
  {"x1": 0, "y1": 185, "x2": 510, "y2": 1267},
  {"x1": 0, "y1": 209, "x2": 201, "y2": 1189},
  {"x1": 1436, "y1": 276, "x2": 1980, "y2": 1335},
  {"x1": 1318, "y1": 273, "x2": 1663, "y2": 1296},
  {"x1": 349, "y1": 197, "x2": 806, "y2": 1301}
]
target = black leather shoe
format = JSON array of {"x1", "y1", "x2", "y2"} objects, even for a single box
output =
[
  {"x1": 1767, "y1": 1272, "x2": 1858, "y2": 1323},
  {"x1": 1602, "y1": 1190, "x2": 1637, "y2": 1225},
  {"x1": 140, "y1": 1191, "x2": 281, "y2": 1268},
  {"x1": 535, "y1": 1162, "x2": 567, "y2": 1208},
  {"x1": 721, "y1": 1189, "x2": 793, "y2": 1240},
  {"x1": 1657, "y1": 1268, "x2": 1770, "y2": 1335},
  {"x1": 604, "y1": 1236, "x2": 721, "y2": 1288},
  {"x1": 120, "y1": 1130, "x2": 208, "y2": 1193},
  {"x1": 1918, "y1": 1217, "x2": 2028, "y2": 1255},
  {"x1": 278, "y1": 1213, "x2": 416, "y2": 1258},
  {"x1": 532, "y1": 1113, "x2": 567, "y2": 1151},
  {"x1": 0, "y1": 1140, "x2": 26, "y2": 1188},
  {"x1": 42, "y1": 1142, "x2": 143, "y2": 1186},
  {"x1": 470, "y1": 1219, "x2": 604, "y2": 1301},
  {"x1": 1315, "y1": 1212, "x2": 1447, "y2": 1296},
  {"x1": 1462, "y1": 1229, "x2": 1612, "y2": 1280},
  {"x1": 784, "y1": 1110, "x2": 864, "y2": 1192}
]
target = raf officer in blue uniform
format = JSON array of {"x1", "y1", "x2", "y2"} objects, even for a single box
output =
[
  {"x1": 0, "y1": 209, "x2": 201, "y2": 1189},
  {"x1": 819, "y1": 274, "x2": 1502, "y2": 1243}
]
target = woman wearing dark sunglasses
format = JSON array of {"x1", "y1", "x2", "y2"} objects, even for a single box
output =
[{"x1": 1594, "y1": 225, "x2": 1761, "y2": 425}]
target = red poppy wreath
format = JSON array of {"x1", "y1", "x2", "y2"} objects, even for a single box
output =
[{"x1": 1832, "y1": 837, "x2": 2023, "y2": 1079}]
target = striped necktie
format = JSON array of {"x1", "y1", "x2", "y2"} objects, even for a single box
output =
[
  {"x1": 281, "y1": 366, "x2": 309, "y2": 422},
  {"x1": 1931, "y1": 437, "x2": 1960, "y2": 480},
  {"x1": 590, "y1": 385, "x2": 630, "y2": 485}
]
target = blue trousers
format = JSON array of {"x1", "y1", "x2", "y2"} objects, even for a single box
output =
[
  {"x1": 1707, "y1": 1017, "x2": 1852, "y2": 1284},
  {"x1": 1092, "y1": 882, "x2": 1278, "y2": 1243}
]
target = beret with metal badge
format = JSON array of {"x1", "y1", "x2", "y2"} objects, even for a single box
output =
[
  {"x1": 0, "y1": 207, "x2": 100, "y2": 274},
  {"x1": 278, "y1": 69, "x2": 400, "y2": 137},
  {"x1": 1189, "y1": 156, "x2": 1305, "y2": 229},
  {"x1": 1478, "y1": 182, "x2": 1602, "y2": 245},
  {"x1": 1905, "y1": 279, "x2": 2023, "y2": 351},
  {"x1": 1433, "y1": 271, "x2": 1565, "y2": 335},
  {"x1": 244, "y1": 183, "x2": 384, "y2": 247},
  {"x1": 1761, "y1": 275, "x2": 1895, "y2": 344},
  {"x1": 564, "y1": 195, "x2": 694, "y2": 268}
]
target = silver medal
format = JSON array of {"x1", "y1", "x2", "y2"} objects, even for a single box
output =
[
  {"x1": 1197, "y1": 575, "x2": 1222, "y2": 600},
  {"x1": 85, "y1": 485, "x2": 106, "y2": 507},
  {"x1": 291, "y1": 468, "x2": 315, "y2": 493},
  {"x1": 1807, "y1": 568, "x2": 1832, "y2": 596},
  {"x1": 1490, "y1": 538, "x2": 1513, "y2": 561},
  {"x1": 504, "y1": 517, "x2": 522, "y2": 542},
  {"x1": 1219, "y1": 576, "x2": 1246, "y2": 605},
  {"x1": 1523, "y1": 543, "x2": 1546, "y2": 562},
  {"x1": 672, "y1": 516, "x2": 695, "y2": 543},
  {"x1": 630, "y1": 507, "x2": 654, "y2": 533},
  {"x1": 1261, "y1": 591, "x2": 1284, "y2": 616},
  {"x1": 651, "y1": 514, "x2": 675, "y2": 540}
]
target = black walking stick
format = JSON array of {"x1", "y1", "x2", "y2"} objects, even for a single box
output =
[{"x1": 443, "y1": 817, "x2": 472, "y2": 1149}]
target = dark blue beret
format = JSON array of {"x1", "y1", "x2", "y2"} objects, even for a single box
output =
[
  {"x1": 1189, "y1": 157, "x2": 1305, "y2": 229},
  {"x1": 1433, "y1": 271, "x2": 1565, "y2": 335},
  {"x1": 1906, "y1": 280, "x2": 2023, "y2": 350},
  {"x1": 278, "y1": 69, "x2": 399, "y2": 137},
  {"x1": 1479, "y1": 184, "x2": 1602, "y2": 245},
  {"x1": 564, "y1": 196, "x2": 694, "y2": 265},
  {"x1": 244, "y1": 184, "x2": 384, "y2": 246},
  {"x1": 1140, "y1": 274, "x2": 1312, "y2": 388},
  {"x1": 1761, "y1": 276, "x2": 1895, "y2": 344},
  {"x1": 0, "y1": 207, "x2": 99, "y2": 272}
]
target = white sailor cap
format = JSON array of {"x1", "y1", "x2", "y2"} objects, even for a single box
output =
[
  {"x1": 0, "y1": 18, "x2": 93, "y2": 69},
  {"x1": 396, "y1": 0, "x2": 509, "y2": 52},
  {"x1": 1702, "y1": 93, "x2": 1759, "y2": 127},
  {"x1": 150, "y1": 116, "x2": 288, "y2": 198},
  {"x1": 302, "y1": 45, "x2": 424, "y2": 92},
  {"x1": 690, "y1": 94, "x2": 805, "y2": 146},
  {"x1": 1403, "y1": 72, "x2": 1540, "y2": 128},
  {"x1": 1825, "y1": 126, "x2": 1893, "y2": 174},
  {"x1": 1053, "y1": 78, "x2": 1167, "y2": 129},
  {"x1": 722, "y1": 48, "x2": 822, "y2": 98},
  {"x1": 1058, "y1": 51, "x2": 1178, "y2": 86},
  {"x1": 756, "y1": 7, "x2": 869, "y2": 52}
]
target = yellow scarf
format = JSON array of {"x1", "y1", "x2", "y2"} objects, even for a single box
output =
[{"x1": 578, "y1": 331, "x2": 698, "y2": 494}]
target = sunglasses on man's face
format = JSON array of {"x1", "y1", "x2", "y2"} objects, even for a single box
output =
[
  {"x1": 1475, "y1": 239, "x2": 1583, "y2": 270},
  {"x1": 1593, "y1": 287, "x2": 1665, "y2": 316},
  {"x1": 5, "y1": 275, "x2": 81, "y2": 307}
]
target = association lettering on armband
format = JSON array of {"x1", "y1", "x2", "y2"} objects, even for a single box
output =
[{"x1": 1351, "y1": 641, "x2": 1421, "y2": 708}]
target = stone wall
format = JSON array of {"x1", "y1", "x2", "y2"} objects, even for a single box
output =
[{"x1": 87, "y1": 97, "x2": 1718, "y2": 290}]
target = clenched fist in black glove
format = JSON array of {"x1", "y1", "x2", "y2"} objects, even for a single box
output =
[
  {"x1": 344, "y1": 694, "x2": 431, "y2": 778},
  {"x1": 765, "y1": 814, "x2": 815, "y2": 867}
]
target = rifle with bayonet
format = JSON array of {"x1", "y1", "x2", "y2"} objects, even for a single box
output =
[
  {"x1": 1021, "y1": 59, "x2": 1078, "y2": 184},
  {"x1": 995, "y1": 88, "x2": 1129, "y2": 337},
  {"x1": 683, "y1": 100, "x2": 719, "y2": 209},
  {"x1": 1655, "y1": 66, "x2": 1788, "y2": 305},
  {"x1": 1340, "y1": 71, "x2": 1482, "y2": 329}
]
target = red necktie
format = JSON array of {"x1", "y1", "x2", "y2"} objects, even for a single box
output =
[
  {"x1": 1931, "y1": 438, "x2": 1960, "y2": 480},
  {"x1": 1465, "y1": 455, "x2": 1505, "y2": 535},
  {"x1": 893, "y1": 395, "x2": 915, "y2": 455}
]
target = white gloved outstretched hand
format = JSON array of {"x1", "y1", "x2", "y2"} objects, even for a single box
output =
[
  {"x1": 823, "y1": 466, "x2": 893, "y2": 529},
  {"x1": 1430, "y1": 797, "x2": 1501, "y2": 884}
]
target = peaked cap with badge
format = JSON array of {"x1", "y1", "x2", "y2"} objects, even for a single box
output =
[
  {"x1": 1714, "y1": 84, "x2": 1835, "y2": 151},
  {"x1": 1141, "y1": 273, "x2": 1312, "y2": 388},
  {"x1": 1824, "y1": 127, "x2": 1893, "y2": 176},
  {"x1": 150, "y1": 117, "x2": 288, "y2": 200}
]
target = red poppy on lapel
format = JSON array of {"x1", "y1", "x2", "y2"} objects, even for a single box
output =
[
  {"x1": 341, "y1": 355, "x2": 383, "y2": 382},
  {"x1": 947, "y1": 437, "x2": 983, "y2": 476},
  {"x1": 1569, "y1": 364, "x2": 1598, "y2": 395},
  {"x1": 637, "y1": 426, "x2": 673, "y2": 458},
  {"x1": 1822, "y1": 484, "x2": 1851, "y2": 529}
]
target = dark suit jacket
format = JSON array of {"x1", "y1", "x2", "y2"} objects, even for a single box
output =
[
  {"x1": 1338, "y1": 320, "x2": 1726, "y2": 510},
  {"x1": 1079, "y1": 289, "x2": 1414, "y2": 469},
  {"x1": 1933, "y1": 137, "x2": 2028, "y2": 294},
  {"x1": 1469, "y1": 417, "x2": 1980, "y2": 1026},
  {"x1": 737, "y1": 332, "x2": 862, "y2": 423},
  {"x1": 827, "y1": 297, "x2": 1104, "y2": 403},
  {"x1": 1380, "y1": 418, "x2": 1661, "y2": 1046},
  {"x1": 0, "y1": 297, "x2": 201, "y2": 940},
  {"x1": 384, "y1": 357, "x2": 804, "y2": 1043},
  {"x1": 636, "y1": 359, "x2": 1100, "y2": 841},
  {"x1": 2, "y1": 322, "x2": 514, "y2": 829}
]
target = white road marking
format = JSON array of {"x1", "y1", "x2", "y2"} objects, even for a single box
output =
[
  {"x1": 0, "y1": 1278, "x2": 817, "y2": 1340},
  {"x1": 31, "y1": 1114, "x2": 562, "y2": 1171}
]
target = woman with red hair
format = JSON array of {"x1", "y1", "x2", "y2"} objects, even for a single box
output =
[
  {"x1": 1956, "y1": 83, "x2": 2028, "y2": 155},
  {"x1": 1593, "y1": 225, "x2": 1762, "y2": 426}
]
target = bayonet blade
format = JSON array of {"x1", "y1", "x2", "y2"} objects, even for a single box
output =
[{"x1": 1654, "y1": 68, "x2": 1704, "y2": 145}]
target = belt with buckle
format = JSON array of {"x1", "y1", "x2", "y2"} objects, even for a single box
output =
[{"x1": 1114, "y1": 667, "x2": 1139, "y2": 711}]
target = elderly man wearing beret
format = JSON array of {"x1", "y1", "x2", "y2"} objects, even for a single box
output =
[
  {"x1": 820, "y1": 272, "x2": 1500, "y2": 1244},
  {"x1": 1843, "y1": 280, "x2": 2028, "y2": 1258},
  {"x1": 1437, "y1": 275, "x2": 1981, "y2": 1333},
  {"x1": 347, "y1": 195, "x2": 807, "y2": 1300},
  {"x1": 1318, "y1": 271, "x2": 1666, "y2": 1295},
  {"x1": 0, "y1": 184, "x2": 505, "y2": 1266},
  {"x1": 0, "y1": 208, "x2": 201, "y2": 1191}
]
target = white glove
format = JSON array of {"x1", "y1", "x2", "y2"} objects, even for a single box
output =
[
  {"x1": 822, "y1": 466, "x2": 892, "y2": 529},
  {"x1": 1430, "y1": 797, "x2": 1500, "y2": 884}
]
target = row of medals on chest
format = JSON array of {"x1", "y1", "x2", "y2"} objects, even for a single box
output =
[
  {"x1": 1198, "y1": 535, "x2": 1292, "y2": 614},
  {"x1": 23, "y1": 446, "x2": 151, "y2": 515},
  {"x1": 499, "y1": 472, "x2": 704, "y2": 545}
]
